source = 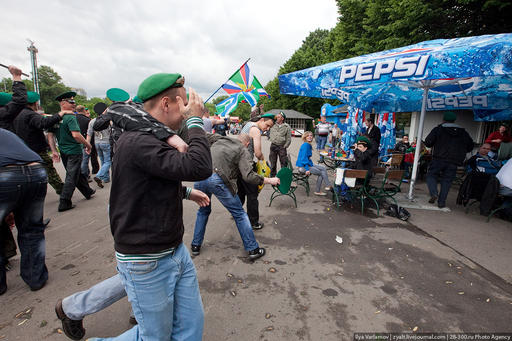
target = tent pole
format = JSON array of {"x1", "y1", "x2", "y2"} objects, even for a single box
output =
[{"x1": 408, "y1": 81, "x2": 430, "y2": 200}]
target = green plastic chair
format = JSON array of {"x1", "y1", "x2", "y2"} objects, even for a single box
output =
[
  {"x1": 269, "y1": 167, "x2": 297, "y2": 208},
  {"x1": 287, "y1": 154, "x2": 310, "y2": 196},
  {"x1": 366, "y1": 169, "x2": 405, "y2": 215}
]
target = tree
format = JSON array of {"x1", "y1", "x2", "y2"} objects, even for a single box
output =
[
  {"x1": 37, "y1": 65, "x2": 72, "y2": 114},
  {"x1": 0, "y1": 78, "x2": 34, "y2": 93},
  {"x1": 264, "y1": 29, "x2": 341, "y2": 118}
]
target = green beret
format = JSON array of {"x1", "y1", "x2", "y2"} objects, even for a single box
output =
[
  {"x1": 137, "y1": 73, "x2": 184, "y2": 101},
  {"x1": 132, "y1": 95, "x2": 143, "y2": 104},
  {"x1": 0, "y1": 92, "x2": 12, "y2": 106},
  {"x1": 55, "y1": 91, "x2": 77, "y2": 101},
  {"x1": 443, "y1": 111, "x2": 457, "y2": 122},
  {"x1": 106, "y1": 88, "x2": 130, "y2": 102},
  {"x1": 357, "y1": 136, "x2": 370, "y2": 145},
  {"x1": 260, "y1": 113, "x2": 275, "y2": 120},
  {"x1": 278, "y1": 111, "x2": 286, "y2": 119},
  {"x1": 27, "y1": 91, "x2": 40, "y2": 104}
]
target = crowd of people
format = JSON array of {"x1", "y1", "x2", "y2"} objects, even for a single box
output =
[
  {"x1": 1, "y1": 63, "x2": 511, "y2": 340},
  {"x1": 0, "y1": 64, "x2": 291, "y2": 340}
]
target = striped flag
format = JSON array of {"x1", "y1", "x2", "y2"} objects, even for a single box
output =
[
  {"x1": 221, "y1": 63, "x2": 270, "y2": 106},
  {"x1": 215, "y1": 93, "x2": 241, "y2": 117}
]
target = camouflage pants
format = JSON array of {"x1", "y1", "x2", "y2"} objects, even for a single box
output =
[{"x1": 38, "y1": 152, "x2": 64, "y2": 195}]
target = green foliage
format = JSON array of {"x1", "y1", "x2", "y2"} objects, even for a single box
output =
[
  {"x1": 37, "y1": 65, "x2": 72, "y2": 114},
  {"x1": 263, "y1": 29, "x2": 341, "y2": 118},
  {"x1": 75, "y1": 97, "x2": 112, "y2": 118},
  {"x1": 1, "y1": 65, "x2": 112, "y2": 115},
  {"x1": 0, "y1": 78, "x2": 35, "y2": 94}
]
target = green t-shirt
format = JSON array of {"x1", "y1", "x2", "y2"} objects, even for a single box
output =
[{"x1": 50, "y1": 114, "x2": 83, "y2": 155}]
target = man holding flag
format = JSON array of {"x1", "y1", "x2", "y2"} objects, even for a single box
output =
[{"x1": 238, "y1": 112, "x2": 275, "y2": 230}]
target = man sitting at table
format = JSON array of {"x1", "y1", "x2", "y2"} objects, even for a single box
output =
[
  {"x1": 353, "y1": 136, "x2": 373, "y2": 174},
  {"x1": 466, "y1": 143, "x2": 501, "y2": 175},
  {"x1": 393, "y1": 135, "x2": 410, "y2": 154}
]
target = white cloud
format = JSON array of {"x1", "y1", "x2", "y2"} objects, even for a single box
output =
[{"x1": 0, "y1": 0, "x2": 338, "y2": 101}]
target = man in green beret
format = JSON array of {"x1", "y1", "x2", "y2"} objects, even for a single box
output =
[
  {"x1": 238, "y1": 112, "x2": 275, "y2": 230},
  {"x1": 0, "y1": 65, "x2": 27, "y2": 132},
  {"x1": 106, "y1": 88, "x2": 130, "y2": 102},
  {"x1": 88, "y1": 73, "x2": 211, "y2": 341},
  {"x1": 269, "y1": 111, "x2": 291, "y2": 177},
  {"x1": 13, "y1": 92, "x2": 65, "y2": 195},
  {"x1": 47, "y1": 92, "x2": 95, "y2": 212},
  {"x1": 424, "y1": 111, "x2": 474, "y2": 208},
  {"x1": 353, "y1": 136, "x2": 373, "y2": 173}
]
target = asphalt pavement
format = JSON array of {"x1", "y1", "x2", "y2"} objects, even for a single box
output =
[{"x1": 1, "y1": 135, "x2": 511, "y2": 341}]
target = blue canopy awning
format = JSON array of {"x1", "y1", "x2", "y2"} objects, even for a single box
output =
[
  {"x1": 279, "y1": 34, "x2": 512, "y2": 116},
  {"x1": 278, "y1": 33, "x2": 512, "y2": 199}
]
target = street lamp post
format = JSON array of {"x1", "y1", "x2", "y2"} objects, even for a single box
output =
[{"x1": 27, "y1": 39, "x2": 39, "y2": 95}]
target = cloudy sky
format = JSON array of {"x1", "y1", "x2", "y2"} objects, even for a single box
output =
[{"x1": 1, "y1": 0, "x2": 339, "y2": 101}]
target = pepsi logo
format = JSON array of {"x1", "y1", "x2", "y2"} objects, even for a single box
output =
[{"x1": 430, "y1": 78, "x2": 476, "y2": 94}]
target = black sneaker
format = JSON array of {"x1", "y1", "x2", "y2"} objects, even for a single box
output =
[
  {"x1": 252, "y1": 222, "x2": 264, "y2": 230},
  {"x1": 428, "y1": 196, "x2": 437, "y2": 204},
  {"x1": 85, "y1": 189, "x2": 96, "y2": 200},
  {"x1": 55, "y1": 299, "x2": 86, "y2": 340},
  {"x1": 191, "y1": 245, "x2": 201, "y2": 256},
  {"x1": 58, "y1": 200, "x2": 76, "y2": 212},
  {"x1": 248, "y1": 247, "x2": 266, "y2": 261}
]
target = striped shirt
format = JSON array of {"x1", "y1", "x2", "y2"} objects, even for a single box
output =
[
  {"x1": 115, "y1": 247, "x2": 176, "y2": 262},
  {"x1": 317, "y1": 122, "x2": 331, "y2": 136}
]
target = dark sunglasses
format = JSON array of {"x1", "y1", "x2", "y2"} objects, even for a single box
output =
[{"x1": 63, "y1": 99, "x2": 76, "y2": 104}]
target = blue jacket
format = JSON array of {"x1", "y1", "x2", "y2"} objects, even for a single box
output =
[{"x1": 296, "y1": 142, "x2": 314, "y2": 171}]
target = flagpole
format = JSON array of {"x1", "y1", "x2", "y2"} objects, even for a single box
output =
[{"x1": 204, "y1": 58, "x2": 251, "y2": 104}]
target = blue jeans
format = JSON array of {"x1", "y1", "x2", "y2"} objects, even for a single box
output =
[
  {"x1": 193, "y1": 174, "x2": 259, "y2": 251},
  {"x1": 426, "y1": 159, "x2": 458, "y2": 206},
  {"x1": 91, "y1": 244, "x2": 204, "y2": 341},
  {"x1": 300, "y1": 165, "x2": 331, "y2": 192},
  {"x1": 62, "y1": 274, "x2": 126, "y2": 320},
  {"x1": 95, "y1": 143, "x2": 111, "y2": 182},
  {"x1": 0, "y1": 165, "x2": 48, "y2": 290},
  {"x1": 317, "y1": 135, "x2": 328, "y2": 162},
  {"x1": 81, "y1": 149, "x2": 90, "y2": 176},
  {"x1": 317, "y1": 135, "x2": 328, "y2": 151}
]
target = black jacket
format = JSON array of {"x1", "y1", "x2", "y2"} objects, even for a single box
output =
[
  {"x1": 425, "y1": 123, "x2": 474, "y2": 165},
  {"x1": 13, "y1": 108, "x2": 62, "y2": 153},
  {"x1": 367, "y1": 125, "x2": 381, "y2": 146},
  {"x1": 393, "y1": 141, "x2": 410, "y2": 154},
  {"x1": 0, "y1": 81, "x2": 27, "y2": 132},
  {"x1": 75, "y1": 113, "x2": 90, "y2": 137},
  {"x1": 354, "y1": 149, "x2": 373, "y2": 173},
  {"x1": 109, "y1": 127, "x2": 212, "y2": 254}
]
